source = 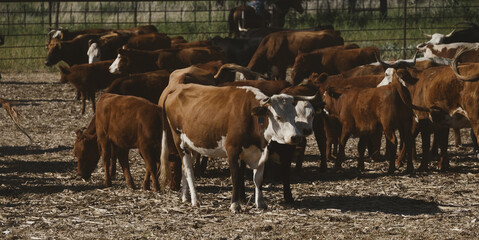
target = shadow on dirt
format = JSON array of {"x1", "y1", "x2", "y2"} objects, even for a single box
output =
[
  {"x1": 0, "y1": 145, "x2": 71, "y2": 157},
  {"x1": 294, "y1": 195, "x2": 441, "y2": 215},
  {"x1": 0, "y1": 184, "x2": 101, "y2": 198}
]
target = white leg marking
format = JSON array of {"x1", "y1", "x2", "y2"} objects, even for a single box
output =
[
  {"x1": 254, "y1": 164, "x2": 267, "y2": 209},
  {"x1": 182, "y1": 152, "x2": 199, "y2": 207}
]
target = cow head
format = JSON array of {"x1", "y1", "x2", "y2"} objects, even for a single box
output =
[
  {"x1": 109, "y1": 47, "x2": 127, "y2": 74},
  {"x1": 417, "y1": 27, "x2": 456, "y2": 48},
  {"x1": 74, "y1": 128, "x2": 100, "y2": 181},
  {"x1": 87, "y1": 40, "x2": 101, "y2": 64},
  {"x1": 294, "y1": 100, "x2": 315, "y2": 136},
  {"x1": 257, "y1": 93, "x2": 305, "y2": 145},
  {"x1": 45, "y1": 38, "x2": 63, "y2": 66}
]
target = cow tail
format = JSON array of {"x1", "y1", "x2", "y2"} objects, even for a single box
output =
[
  {"x1": 159, "y1": 95, "x2": 171, "y2": 192},
  {"x1": 392, "y1": 73, "x2": 430, "y2": 113}
]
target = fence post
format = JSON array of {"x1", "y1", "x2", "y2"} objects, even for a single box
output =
[
  {"x1": 117, "y1": 2, "x2": 120, "y2": 29},
  {"x1": 84, "y1": 2, "x2": 88, "y2": 27},
  {"x1": 55, "y1": 1, "x2": 59, "y2": 28},
  {"x1": 41, "y1": 2, "x2": 44, "y2": 28},
  {"x1": 149, "y1": 2, "x2": 151, "y2": 25},
  {"x1": 403, "y1": 0, "x2": 407, "y2": 59},
  {"x1": 133, "y1": 1, "x2": 137, "y2": 27},
  {"x1": 48, "y1": 1, "x2": 52, "y2": 29},
  {"x1": 6, "y1": 4, "x2": 9, "y2": 35}
]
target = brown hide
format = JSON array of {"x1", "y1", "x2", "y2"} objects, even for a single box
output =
[
  {"x1": 94, "y1": 93, "x2": 163, "y2": 191},
  {"x1": 219, "y1": 80, "x2": 291, "y2": 96},
  {"x1": 126, "y1": 32, "x2": 171, "y2": 50},
  {"x1": 58, "y1": 60, "x2": 125, "y2": 114},
  {"x1": 403, "y1": 63, "x2": 479, "y2": 171},
  {"x1": 291, "y1": 45, "x2": 377, "y2": 85},
  {"x1": 171, "y1": 40, "x2": 212, "y2": 48},
  {"x1": 322, "y1": 72, "x2": 415, "y2": 172},
  {"x1": 116, "y1": 46, "x2": 226, "y2": 74},
  {"x1": 340, "y1": 59, "x2": 445, "y2": 78},
  {"x1": 75, "y1": 116, "x2": 100, "y2": 181},
  {"x1": 247, "y1": 30, "x2": 344, "y2": 79},
  {"x1": 421, "y1": 43, "x2": 479, "y2": 62}
]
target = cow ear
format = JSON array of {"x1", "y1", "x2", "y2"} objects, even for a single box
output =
[
  {"x1": 58, "y1": 65, "x2": 70, "y2": 75},
  {"x1": 251, "y1": 106, "x2": 268, "y2": 116},
  {"x1": 327, "y1": 87, "x2": 341, "y2": 99}
]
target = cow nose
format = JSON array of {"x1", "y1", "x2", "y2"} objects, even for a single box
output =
[
  {"x1": 303, "y1": 128, "x2": 313, "y2": 136},
  {"x1": 290, "y1": 136, "x2": 302, "y2": 145}
]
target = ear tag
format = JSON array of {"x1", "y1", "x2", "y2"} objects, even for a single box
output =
[{"x1": 258, "y1": 116, "x2": 265, "y2": 125}]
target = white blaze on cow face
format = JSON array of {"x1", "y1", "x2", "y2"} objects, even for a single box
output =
[
  {"x1": 264, "y1": 94, "x2": 302, "y2": 145},
  {"x1": 87, "y1": 43, "x2": 101, "y2": 64},
  {"x1": 52, "y1": 30, "x2": 62, "y2": 39},
  {"x1": 377, "y1": 68, "x2": 406, "y2": 87},
  {"x1": 294, "y1": 100, "x2": 315, "y2": 136},
  {"x1": 427, "y1": 33, "x2": 446, "y2": 45},
  {"x1": 109, "y1": 54, "x2": 122, "y2": 74}
]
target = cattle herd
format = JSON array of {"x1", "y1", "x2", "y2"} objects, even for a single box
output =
[{"x1": 1, "y1": 20, "x2": 471, "y2": 214}]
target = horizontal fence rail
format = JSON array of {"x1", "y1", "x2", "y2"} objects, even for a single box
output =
[{"x1": 0, "y1": 0, "x2": 479, "y2": 71}]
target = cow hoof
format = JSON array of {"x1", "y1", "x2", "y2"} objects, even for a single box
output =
[
  {"x1": 417, "y1": 165, "x2": 428, "y2": 172},
  {"x1": 230, "y1": 202, "x2": 241, "y2": 213},
  {"x1": 256, "y1": 201, "x2": 267, "y2": 210},
  {"x1": 191, "y1": 200, "x2": 200, "y2": 207}
]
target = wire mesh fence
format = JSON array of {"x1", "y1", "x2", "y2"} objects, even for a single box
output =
[{"x1": 1, "y1": 0, "x2": 479, "y2": 71}]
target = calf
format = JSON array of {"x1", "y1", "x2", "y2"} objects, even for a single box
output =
[
  {"x1": 58, "y1": 60, "x2": 125, "y2": 114},
  {"x1": 160, "y1": 83, "x2": 313, "y2": 212},
  {"x1": 76, "y1": 93, "x2": 164, "y2": 191},
  {"x1": 322, "y1": 70, "x2": 417, "y2": 173}
]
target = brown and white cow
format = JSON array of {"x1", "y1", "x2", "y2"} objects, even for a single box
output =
[
  {"x1": 290, "y1": 45, "x2": 379, "y2": 85},
  {"x1": 247, "y1": 30, "x2": 344, "y2": 79},
  {"x1": 46, "y1": 34, "x2": 101, "y2": 66},
  {"x1": 416, "y1": 42, "x2": 479, "y2": 62},
  {"x1": 159, "y1": 82, "x2": 314, "y2": 212},
  {"x1": 322, "y1": 69, "x2": 418, "y2": 173},
  {"x1": 76, "y1": 93, "x2": 164, "y2": 191},
  {"x1": 108, "y1": 46, "x2": 226, "y2": 74},
  {"x1": 418, "y1": 22, "x2": 479, "y2": 46}
]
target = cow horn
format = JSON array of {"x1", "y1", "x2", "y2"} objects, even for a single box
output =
[
  {"x1": 451, "y1": 47, "x2": 479, "y2": 81},
  {"x1": 376, "y1": 51, "x2": 418, "y2": 69},
  {"x1": 260, "y1": 97, "x2": 271, "y2": 105},
  {"x1": 419, "y1": 27, "x2": 432, "y2": 38},
  {"x1": 445, "y1": 28, "x2": 456, "y2": 37},
  {"x1": 375, "y1": 52, "x2": 394, "y2": 68},
  {"x1": 293, "y1": 93, "x2": 318, "y2": 101},
  {"x1": 214, "y1": 63, "x2": 270, "y2": 80}
]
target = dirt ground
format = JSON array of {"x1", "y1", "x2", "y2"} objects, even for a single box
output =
[{"x1": 1, "y1": 72, "x2": 479, "y2": 240}]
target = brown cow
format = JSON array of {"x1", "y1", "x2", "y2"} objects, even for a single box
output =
[
  {"x1": 396, "y1": 49, "x2": 479, "y2": 171},
  {"x1": 290, "y1": 44, "x2": 380, "y2": 85},
  {"x1": 76, "y1": 93, "x2": 164, "y2": 191},
  {"x1": 88, "y1": 32, "x2": 172, "y2": 63},
  {"x1": 58, "y1": 60, "x2": 125, "y2": 114},
  {"x1": 171, "y1": 39, "x2": 212, "y2": 48},
  {"x1": 247, "y1": 30, "x2": 344, "y2": 79},
  {"x1": 109, "y1": 46, "x2": 226, "y2": 74},
  {"x1": 322, "y1": 70, "x2": 417, "y2": 173}
]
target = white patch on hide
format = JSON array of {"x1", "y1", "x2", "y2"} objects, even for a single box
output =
[{"x1": 180, "y1": 134, "x2": 227, "y2": 158}]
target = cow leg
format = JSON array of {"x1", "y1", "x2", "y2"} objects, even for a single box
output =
[
  {"x1": 80, "y1": 92, "x2": 86, "y2": 115},
  {"x1": 194, "y1": 156, "x2": 208, "y2": 177},
  {"x1": 437, "y1": 127, "x2": 450, "y2": 171},
  {"x1": 293, "y1": 138, "x2": 306, "y2": 173},
  {"x1": 369, "y1": 130, "x2": 382, "y2": 162},
  {"x1": 453, "y1": 128, "x2": 462, "y2": 148},
  {"x1": 90, "y1": 92, "x2": 96, "y2": 113},
  {"x1": 116, "y1": 148, "x2": 136, "y2": 190},
  {"x1": 181, "y1": 152, "x2": 199, "y2": 206},
  {"x1": 313, "y1": 116, "x2": 327, "y2": 172},
  {"x1": 418, "y1": 123, "x2": 432, "y2": 172},
  {"x1": 336, "y1": 131, "x2": 350, "y2": 171},
  {"x1": 357, "y1": 136, "x2": 367, "y2": 171},
  {"x1": 109, "y1": 147, "x2": 117, "y2": 180},
  {"x1": 430, "y1": 130, "x2": 440, "y2": 160},
  {"x1": 253, "y1": 164, "x2": 267, "y2": 209},
  {"x1": 140, "y1": 147, "x2": 161, "y2": 192},
  {"x1": 238, "y1": 160, "x2": 246, "y2": 203},
  {"x1": 383, "y1": 129, "x2": 397, "y2": 174},
  {"x1": 471, "y1": 129, "x2": 479, "y2": 157},
  {"x1": 100, "y1": 141, "x2": 113, "y2": 188},
  {"x1": 227, "y1": 148, "x2": 242, "y2": 213},
  {"x1": 278, "y1": 144, "x2": 294, "y2": 203}
]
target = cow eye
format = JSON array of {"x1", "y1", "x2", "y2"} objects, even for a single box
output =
[{"x1": 275, "y1": 116, "x2": 282, "y2": 121}]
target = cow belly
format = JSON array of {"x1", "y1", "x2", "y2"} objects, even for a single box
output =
[
  {"x1": 240, "y1": 145, "x2": 267, "y2": 169},
  {"x1": 180, "y1": 133, "x2": 227, "y2": 158}
]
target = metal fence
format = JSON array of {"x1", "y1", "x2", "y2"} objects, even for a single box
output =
[{"x1": 1, "y1": 0, "x2": 479, "y2": 71}]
